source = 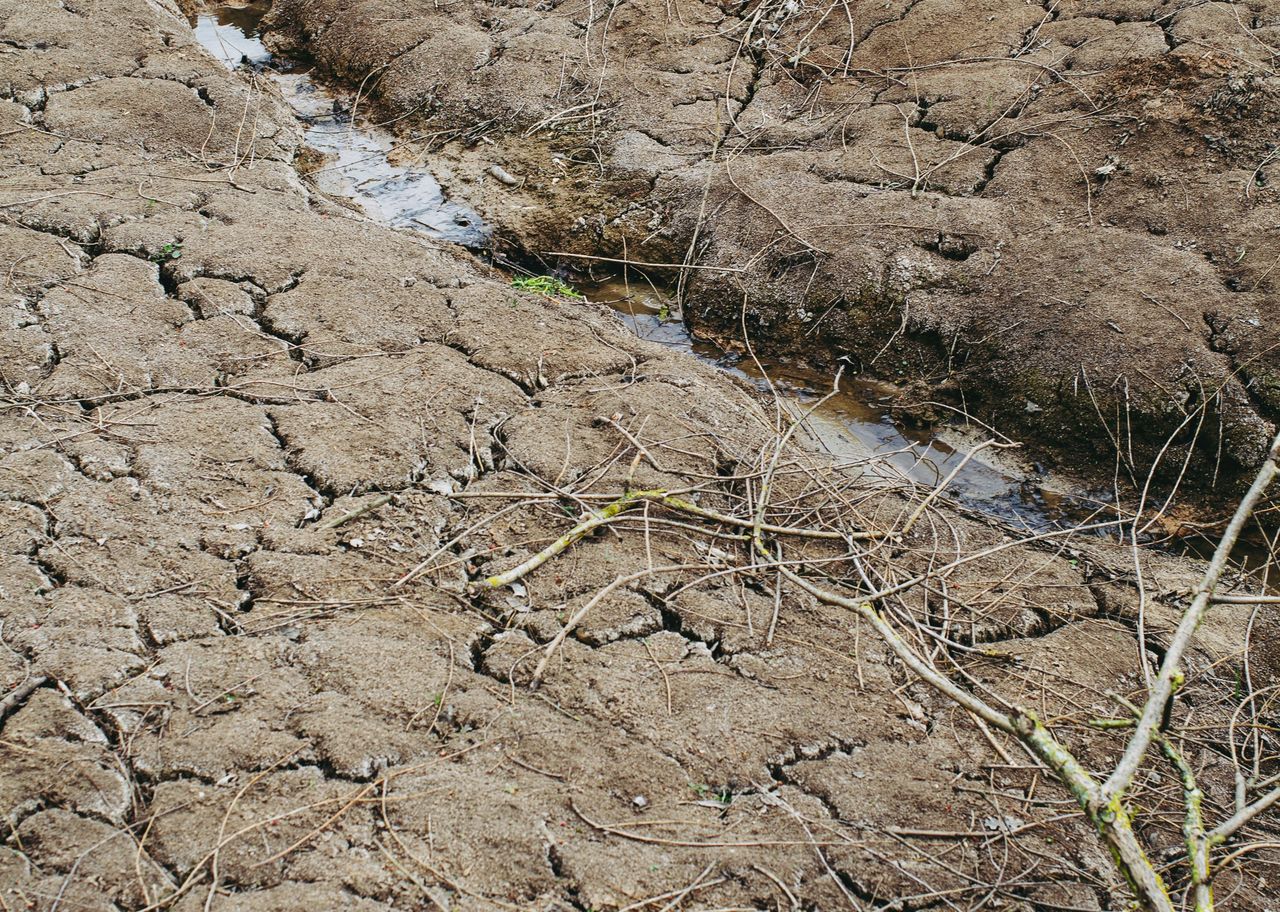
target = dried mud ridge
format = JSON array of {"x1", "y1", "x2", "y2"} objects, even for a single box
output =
[
  {"x1": 2, "y1": 1, "x2": 1279, "y2": 911},
  {"x1": 265, "y1": 0, "x2": 1280, "y2": 493}
]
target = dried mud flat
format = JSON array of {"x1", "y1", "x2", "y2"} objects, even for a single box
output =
[{"x1": 1, "y1": 1, "x2": 1279, "y2": 911}]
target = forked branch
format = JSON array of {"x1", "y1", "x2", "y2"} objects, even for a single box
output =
[{"x1": 472, "y1": 406, "x2": 1280, "y2": 911}]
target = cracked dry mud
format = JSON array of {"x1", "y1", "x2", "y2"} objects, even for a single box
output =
[
  {"x1": 265, "y1": 0, "x2": 1280, "y2": 491},
  {"x1": 2, "y1": 1, "x2": 1279, "y2": 911}
]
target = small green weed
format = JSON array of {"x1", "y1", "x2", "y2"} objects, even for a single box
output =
[
  {"x1": 690, "y1": 782, "x2": 734, "y2": 807},
  {"x1": 511, "y1": 275, "x2": 582, "y2": 300},
  {"x1": 153, "y1": 242, "x2": 183, "y2": 262}
]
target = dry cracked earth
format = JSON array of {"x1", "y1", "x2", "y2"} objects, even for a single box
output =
[{"x1": 2, "y1": 1, "x2": 1280, "y2": 911}]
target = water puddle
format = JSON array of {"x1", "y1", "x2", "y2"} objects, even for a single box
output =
[
  {"x1": 192, "y1": 6, "x2": 272, "y2": 68},
  {"x1": 193, "y1": 2, "x2": 1099, "y2": 534},
  {"x1": 580, "y1": 275, "x2": 1093, "y2": 529},
  {"x1": 194, "y1": 2, "x2": 487, "y2": 246}
]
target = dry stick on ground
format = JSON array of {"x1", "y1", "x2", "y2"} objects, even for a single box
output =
[
  {"x1": 316, "y1": 493, "x2": 395, "y2": 530},
  {"x1": 479, "y1": 488, "x2": 871, "y2": 590},
  {"x1": 1157, "y1": 733, "x2": 1213, "y2": 912},
  {"x1": 528, "y1": 563, "x2": 703, "y2": 688},
  {"x1": 777, "y1": 432, "x2": 1280, "y2": 912},
  {"x1": 469, "y1": 399, "x2": 1280, "y2": 910},
  {"x1": 0, "y1": 673, "x2": 47, "y2": 722}
]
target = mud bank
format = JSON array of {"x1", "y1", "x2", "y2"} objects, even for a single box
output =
[
  {"x1": 2, "y1": 0, "x2": 1280, "y2": 910},
  {"x1": 195, "y1": 0, "x2": 1101, "y2": 534},
  {"x1": 264, "y1": 0, "x2": 1280, "y2": 496}
]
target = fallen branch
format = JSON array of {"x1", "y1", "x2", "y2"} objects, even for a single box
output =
[
  {"x1": 480, "y1": 488, "x2": 876, "y2": 589},
  {"x1": 0, "y1": 673, "x2": 48, "y2": 722},
  {"x1": 316, "y1": 493, "x2": 395, "y2": 530}
]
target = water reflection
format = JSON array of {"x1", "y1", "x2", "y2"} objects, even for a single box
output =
[
  {"x1": 192, "y1": 3, "x2": 487, "y2": 246},
  {"x1": 192, "y1": 7, "x2": 272, "y2": 68},
  {"x1": 578, "y1": 274, "x2": 1095, "y2": 530}
]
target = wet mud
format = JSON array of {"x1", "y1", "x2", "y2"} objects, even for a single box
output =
[{"x1": 197, "y1": 1, "x2": 1102, "y2": 535}]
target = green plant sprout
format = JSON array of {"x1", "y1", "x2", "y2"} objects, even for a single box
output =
[
  {"x1": 153, "y1": 242, "x2": 183, "y2": 262},
  {"x1": 511, "y1": 275, "x2": 582, "y2": 300}
]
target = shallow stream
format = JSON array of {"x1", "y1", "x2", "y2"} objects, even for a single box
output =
[{"x1": 194, "y1": 2, "x2": 1100, "y2": 533}]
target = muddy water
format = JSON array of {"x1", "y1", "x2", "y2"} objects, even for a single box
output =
[
  {"x1": 582, "y1": 275, "x2": 1090, "y2": 527},
  {"x1": 193, "y1": 2, "x2": 1095, "y2": 532}
]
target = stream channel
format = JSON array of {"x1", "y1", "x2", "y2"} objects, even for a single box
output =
[{"x1": 194, "y1": 2, "x2": 1118, "y2": 536}]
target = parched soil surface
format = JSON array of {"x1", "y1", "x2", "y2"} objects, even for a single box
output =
[
  {"x1": 2, "y1": 1, "x2": 1280, "y2": 911},
  {"x1": 265, "y1": 0, "x2": 1280, "y2": 491}
]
